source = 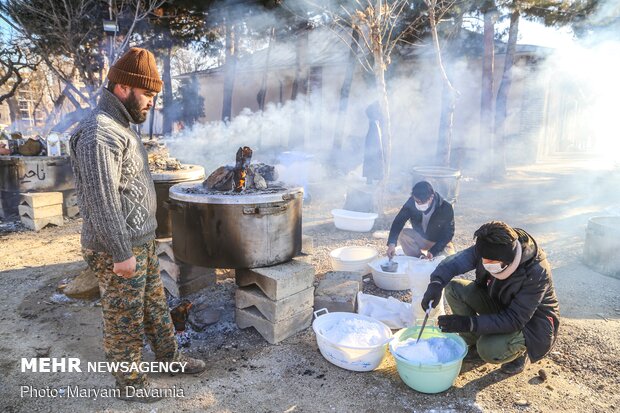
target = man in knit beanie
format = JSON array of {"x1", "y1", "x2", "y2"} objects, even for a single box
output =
[
  {"x1": 420, "y1": 221, "x2": 560, "y2": 375},
  {"x1": 70, "y1": 47, "x2": 205, "y2": 403}
]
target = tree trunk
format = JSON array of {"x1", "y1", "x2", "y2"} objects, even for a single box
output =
[
  {"x1": 480, "y1": 3, "x2": 497, "y2": 180},
  {"x1": 162, "y1": 46, "x2": 174, "y2": 135},
  {"x1": 7, "y1": 97, "x2": 21, "y2": 126},
  {"x1": 332, "y1": 28, "x2": 360, "y2": 151},
  {"x1": 289, "y1": 28, "x2": 309, "y2": 149},
  {"x1": 222, "y1": 16, "x2": 237, "y2": 122},
  {"x1": 494, "y1": 9, "x2": 520, "y2": 178},
  {"x1": 149, "y1": 94, "x2": 158, "y2": 139},
  {"x1": 374, "y1": 50, "x2": 392, "y2": 216},
  {"x1": 51, "y1": 107, "x2": 89, "y2": 133},
  {"x1": 434, "y1": 7, "x2": 462, "y2": 167},
  {"x1": 436, "y1": 86, "x2": 457, "y2": 166},
  {"x1": 290, "y1": 28, "x2": 308, "y2": 101},
  {"x1": 257, "y1": 27, "x2": 275, "y2": 112}
]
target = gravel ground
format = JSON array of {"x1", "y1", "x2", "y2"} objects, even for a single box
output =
[{"x1": 0, "y1": 153, "x2": 619, "y2": 412}]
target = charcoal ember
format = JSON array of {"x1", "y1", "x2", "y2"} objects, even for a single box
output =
[
  {"x1": 204, "y1": 166, "x2": 234, "y2": 191},
  {"x1": 254, "y1": 163, "x2": 278, "y2": 181},
  {"x1": 254, "y1": 172, "x2": 267, "y2": 190}
]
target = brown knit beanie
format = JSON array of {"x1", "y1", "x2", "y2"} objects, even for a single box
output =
[{"x1": 107, "y1": 47, "x2": 162, "y2": 93}]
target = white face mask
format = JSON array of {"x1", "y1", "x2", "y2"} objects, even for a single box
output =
[
  {"x1": 415, "y1": 202, "x2": 430, "y2": 212},
  {"x1": 483, "y1": 262, "x2": 507, "y2": 274}
]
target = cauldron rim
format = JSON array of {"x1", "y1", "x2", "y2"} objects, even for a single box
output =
[{"x1": 169, "y1": 182, "x2": 303, "y2": 205}]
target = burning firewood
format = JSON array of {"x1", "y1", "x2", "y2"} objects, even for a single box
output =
[
  {"x1": 233, "y1": 146, "x2": 253, "y2": 192},
  {"x1": 202, "y1": 146, "x2": 280, "y2": 193},
  {"x1": 204, "y1": 166, "x2": 234, "y2": 191}
]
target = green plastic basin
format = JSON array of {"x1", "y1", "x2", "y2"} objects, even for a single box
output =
[{"x1": 389, "y1": 325, "x2": 467, "y2": 394}]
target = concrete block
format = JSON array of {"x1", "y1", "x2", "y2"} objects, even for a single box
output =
[
  {"x1": 64, "y1": 191, "x2": 78, "y2": 208},
  {"x1": 159, "y1": 255, "x2": 180, "y2": 282},
  {"x1": 161, "y1": 272, "x2": 180, "y2": 298},
  {"x1": 235, "y1": 259, "x2": 315, "y2": 301},
  {"x1": 314, "y1": 277, "x2": 360, "y2": 313},
  {"x1": 235, "y1": 306, "x2": 313, "y2": 344},
  {"x1": 19, "y1": 203, "x2": 63, "y2": 219},
  {"x1": 155, "y1": 238, "x2": 175, "y2": 261},
  {"x1": 320, "y1": 271, "x2": 364, "y2": 290},
  {"x1": 20, "y1": 215, "x2": 64, "y2": 231},
  {"x1": 235, "y1": 285, "x2": 314, "y2": 323},
  {"x1": 65, "y1": 205, "x2": 80, "y2": 218},
  {"x1": 19, "y1": 192, "x2": 63, "y2": 209}
]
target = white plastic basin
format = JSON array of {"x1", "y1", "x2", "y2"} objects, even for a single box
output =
[
  {"x1": 330, "y1": 246, "x2": 378, "y2": 274},
  {"x1": 312, "y1": 309, "x2": 392, "y2": 372},
  {"x1": 368, "y1": 256, "x2": 414, "y2": 291},
  {"x1": 331, "y1": 209, "x2": 378, "y2": 232}
]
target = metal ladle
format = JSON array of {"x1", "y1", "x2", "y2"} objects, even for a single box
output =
[{"x1": 381, "y1": 256, "x2": 399, "y2": 272}]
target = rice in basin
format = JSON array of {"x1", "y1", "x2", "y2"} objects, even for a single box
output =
[
  {"x1": 392, "y1": 337, "x2": 463, "y2": 363},
  {"x1": 323, "y1": 318, "x2": 385, "y2": 347}
]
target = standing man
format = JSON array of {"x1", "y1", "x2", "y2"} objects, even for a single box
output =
[
  {"x1": 387, "y1": 181, "x2": 455, "y2": 260},
  {"x1": 70, "y1": 47, "x2": 205, "y2": 402},
  {"x1": 421, "y1": 221, "x2": 560, "y2": 374}
]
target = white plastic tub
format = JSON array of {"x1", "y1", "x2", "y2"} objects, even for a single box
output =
[
  {"x1": 330, "y1": 246, "x2": 378, "y2": 273},
  {"x1": 312, "y1": 309, "x2": 392, "y2": 371},
  {"x1": 331, "y1": 209, "x2": 378, "y2": 232},
  {"x1": 368, "y1": 256, "x2": 413, "y2": 291}
]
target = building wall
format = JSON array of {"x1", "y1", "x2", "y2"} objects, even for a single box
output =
[{"x1": 191, "y1": 51, "x2": 548, "y2": 172}]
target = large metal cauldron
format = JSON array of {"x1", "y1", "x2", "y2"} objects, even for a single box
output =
[
  {"x1": 168, "y1": 183, "x2": 303, "y2": 269},
  {"x1": 583, "y1": 216, "x2": 620, "y2": 279},
  {"x1": 152, "y1": 165, "x2": 205, "y2": 239},
  {"x1": 0, "y1": 155, "x2": 75, "y2": 218}
]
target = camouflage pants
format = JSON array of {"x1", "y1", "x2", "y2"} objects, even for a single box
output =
[{"x1": 82, "y1": 240, "x2": 178, "y2": 387}]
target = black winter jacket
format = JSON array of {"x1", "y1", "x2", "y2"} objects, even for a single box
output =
[
  {"x1": 430, "y1": 229, "x2": 560, "y2": 362},
  {"x1": 387, "y1": 192, "x2": 455, "y2": 256}
]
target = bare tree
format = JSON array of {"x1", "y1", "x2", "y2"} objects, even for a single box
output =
[
  {"x1": 0, "y1": 41, "x2": 39, "y2": 105},
  {"x1": 423, "y1": 0, "x2": 461, "y2": 167},
  {"x1": 0, "y1": 0, "x2": 166, "y2": 132}
]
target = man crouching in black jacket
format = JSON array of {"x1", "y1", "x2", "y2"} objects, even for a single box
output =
[
  {"x1": 421, "y1": 221, "x2": 560, "y2": 374},
  {"x1": 387, "y1": 181, "x2": 455, "y2": 259}
]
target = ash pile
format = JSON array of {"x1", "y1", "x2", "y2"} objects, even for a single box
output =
[
  {"x1": 202, "y1": 146, "x2": 280, "y2": 193},
  {"x1": 143, "y1": 139, "x2": 182, "y2": 172}
]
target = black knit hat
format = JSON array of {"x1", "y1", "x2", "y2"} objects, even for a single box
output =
[{"x1": 475, "y1": 238, "x2": 518, "y2": 262}]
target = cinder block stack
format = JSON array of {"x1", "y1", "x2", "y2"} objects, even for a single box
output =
[
  {"x1": 19, "y1": 192, "x2": 64, "y2": 231},
  {"x1": 63, "y1": 191, "x2": 80, "y2": 218},
  {"x1": 235, "y1": 258, "x2": 315, "y2": 344},
  {"x1": 155, "y1": 238, "x2": 217, "y2": 297}
]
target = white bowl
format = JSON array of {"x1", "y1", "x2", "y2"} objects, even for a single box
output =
[
  {"x1": 330, "y1": 246, "x2": 378, "y2": 273},
  {"x1": 368, "y1": 256, "x2": 412, "y2": 290},
  {"x1": 331, "y1": 209, "x2": 378, "y2": 232},
  {"x1": 312, "y1": 309, "x2": 392, "y2": 372}
]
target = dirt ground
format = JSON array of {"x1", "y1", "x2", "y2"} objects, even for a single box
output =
[{"x1": 0, "y1": 153, "x2": 619, "y2": 413}]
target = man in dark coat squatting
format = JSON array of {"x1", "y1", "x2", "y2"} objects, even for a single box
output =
[
  {"x1": 421, "y1": 221, "x2": 560, "y2": 374},
  {"x1": 387, "y1": 181, "x2": 455, "y2": 260}
]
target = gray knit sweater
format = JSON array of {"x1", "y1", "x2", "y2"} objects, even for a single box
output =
[{"x1": 70, "y1": 89, "x2": 157, "y2": 262}]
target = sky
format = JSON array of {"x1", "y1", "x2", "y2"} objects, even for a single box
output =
[{"x1": 514, "y1": 19, "x2": 575, "y2": 49}]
